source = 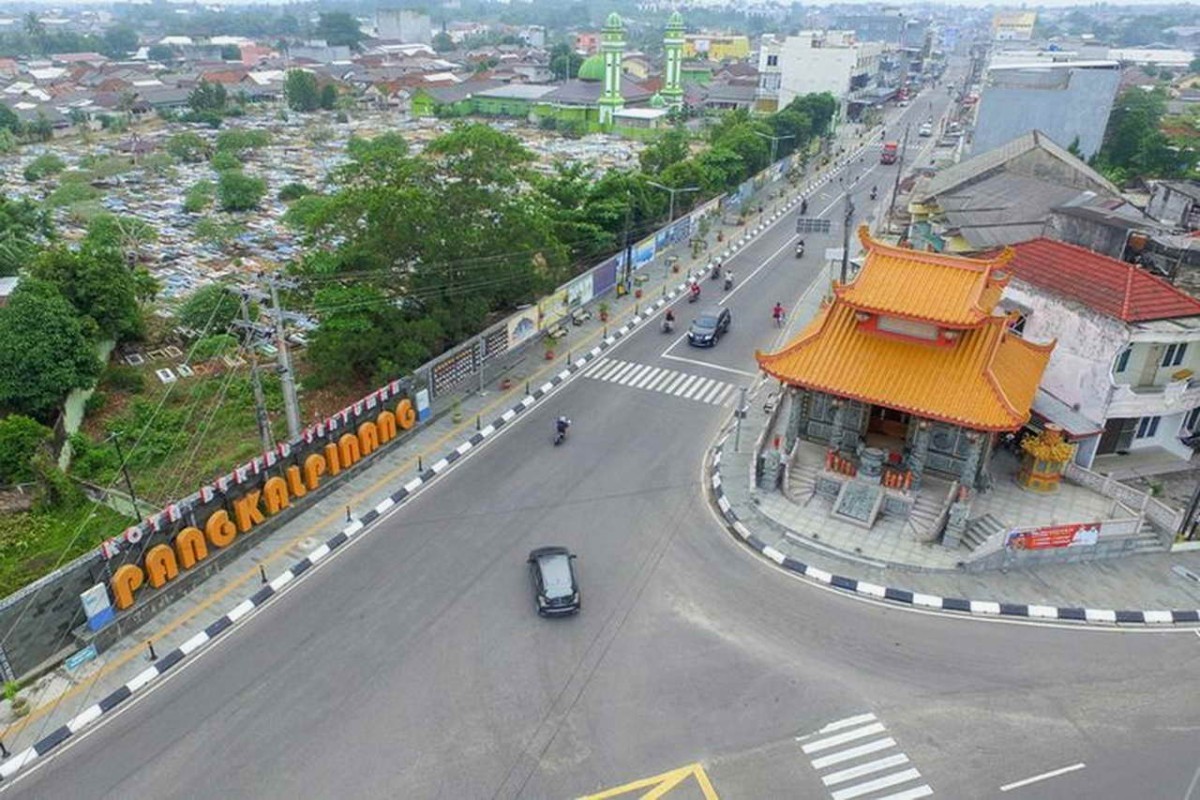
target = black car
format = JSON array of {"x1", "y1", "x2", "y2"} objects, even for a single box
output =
[
  {"x1": 688, "y1": 306, "x2": 732, "y2": 347},
  {"x1": 527, "y1": 547, "x2": 581, "y2": 616}
]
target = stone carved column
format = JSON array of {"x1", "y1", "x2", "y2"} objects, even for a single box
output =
[
  {"x1": 959, "y1": 430, "x2": 984, "y2": 490},
  {"x1": 785, "y1": 387, "x2": 806, "y2": 454},
  {"x1": 829, "y1": 398, "x2": 845, "y2": 453},
  {"x1": 909, "y1": 419, "x2": 930, "y2": 491}
]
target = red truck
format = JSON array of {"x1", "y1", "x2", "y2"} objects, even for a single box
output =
[{"x1": 880, "y1": 141, "x2": 898, "y2": 164}]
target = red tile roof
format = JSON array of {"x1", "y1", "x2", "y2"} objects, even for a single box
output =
[{"x1": 1006, "y1": 238, "x2": 1200, "y2": 323}]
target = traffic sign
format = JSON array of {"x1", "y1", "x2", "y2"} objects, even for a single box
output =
[{"x1": 795, "y1": 217, "x2": 832, "y2": 234}]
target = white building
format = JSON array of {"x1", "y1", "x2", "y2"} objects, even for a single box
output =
[
  {"x1": 376, "y1": 9, "x2": 432, "y2": 45},
  {"x1": 1002, "y1": 237, "x2": 1200, "y2": 471},
  {"x1": 758, "y1": 30, "x2": 883, "y2": 113}
]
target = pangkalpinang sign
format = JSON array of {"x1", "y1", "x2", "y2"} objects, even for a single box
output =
[{"x1": 101, "y1": 386, "x2": 421, "y2": 610}]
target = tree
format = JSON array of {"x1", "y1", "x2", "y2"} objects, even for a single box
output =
[
  {"x1": 548, "y1": 42, "x2": 578, "y2": 82},
  {"x1": 0, "y1": 278, "x2": 100, "y2": 421},
  {"x1": 315, "y1": 12, "x2": 364, "y2": 50},
  {"x1": 432, "y1": 31, "x2": 454, "y2": 53},
  {"x1": 220, "y1": 44, "x2": 242, "y2": 61},
  {"x1": 278, "y1": 182, "x2": 312, "y2": 201},
  {"x1": 85, "y1": 214, "x2": 158, "y2": 267},
  {"x1": 1096, "y1": 87, "x2": 1190, "y2": 181},
  {"x1": 102, "y1": 25, "x2": 138, "y2": 59},
  {"x1": 176, "y1": 283, "x2": 248, "y2": 334},
  {"x1": 188, "y1": 80, "x2": 227, "y2": 113},
  {"x1": 215, "y1": 128, "x2": 271, "y2": 153},
  {"x1": 0, "y1": 103, "x2": 19, "y2": 135},
  {"x1": 0, "y1": 196, "x2": 52, "y2": 277},
  {"x1": 148, "y1": 43, "x2": 178, "y2": 63},
  {"x1": 0, "y1": 414, "x2": 51, "y2": 484},
  {"x1": 166, "y1": 131, "x2": 211, "y2": 163},
  {"x1": 217, "y1": 170, "x2": 267, "y2": 212},
  {"x1": 30, "y1": 242, "x2": 142, "y2": 342},
  {"x1": 284, "y1": 69, "x2": 320, "y2": 112},
  {"x1": 23, "y1": 153, "x2": 65, "y2": 182},
  {"x1": 319, "y1": 83, "x2": 338, "y2": 110},
  {"x1": 639, "y1": 127, "x2": 690, "y2": 174}
]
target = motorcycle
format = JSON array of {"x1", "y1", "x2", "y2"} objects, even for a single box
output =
[
  {"x1": 795, "y1": 243, "x2": 805, "y2": 259},
  {"x1": 554, "y1": 419, "x2": 571, "y2": 446},
  {"x1": 688, "y1": 287, "x2": 701, "y2": 303},
  {"x1": 661, "y1": 317, "x2": 674, "y2": 333},
  {"x1": 710, "y1": 263, "x2": 722, "y2": 280},
  {"x1": 723, "y1": 274, "x2": 734, "y2": 291},
  {"x1": 870, "y1": 188, "x2": 878, "y2": 201}
]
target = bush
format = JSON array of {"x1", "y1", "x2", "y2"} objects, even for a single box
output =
[
  {"x1": 101, "y1": 364, "x2": 145, "y2": 394},
  {"x1": 211, "y1": 151, "x2": 240, "y2": 172},
  {"x1": 335, "y1": 111, "x2": 349, "y2": 124},
  {"x1": 183, "y1": 180, "x2": 215, "y2": 213},
  {"x1": 277, "y1": 182, "x2": 312, "y2": 202},
  {"x1": 46, "y1": 180, "x2": 100, "y2": 208},
  {"x1": 217, "y1": 170, "x2": 267, "y2": 212},
  {"x1": 84, "y1": 390, "x2": 108, "y2": 416},
  {"x1": 215, "y1": 129, "x2": 271, "y2": 153},
  {"x1": 189, "y1": 333, "x2": 237, "y2": 361},
  {"x1": 0, "y1": 416, "x2": 52, "y2": 485},
  {"x1": 23, "y1": 153, "x2": 66, "y2": 182}
]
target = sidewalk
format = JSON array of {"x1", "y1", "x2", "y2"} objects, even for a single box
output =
[
  {"x1": 710, "y1": 258, "x2": 1200, "y2": 625},
  {"x1": 0, "y1": 123, "x2": 884, "y2": 773}
]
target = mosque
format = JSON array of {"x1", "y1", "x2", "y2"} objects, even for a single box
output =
[{"x1": 410, "y1": 12, "x2": 687, "y2": 134}]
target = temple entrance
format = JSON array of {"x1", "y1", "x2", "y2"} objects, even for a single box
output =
[{"x1": 868, "y1": 406, "x2": 910, "y2": 440}]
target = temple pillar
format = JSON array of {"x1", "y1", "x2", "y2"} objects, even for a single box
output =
[
  {"x1": 909, "y1": 419, "x2": 930, "y2": 491},
  {"x1": 959, "y1": 430, "x2": 984, "y2": 490},
  {"x1": 829, "y1": 399, "x2": 845, "y2": 453},
  {"x1": 784, "y1": 387, "x2": 806, "y2": 454}
]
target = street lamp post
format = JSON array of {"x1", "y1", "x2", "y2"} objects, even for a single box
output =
[
  {"x1": 645, "y1": 180, "x2": 700, "y2": 224},
  {"x1": 753, "y1": 131, "x2": 796, "y2": 166},
  {"x1": 107, "y1": 432, "x2": 142, "y2": 522}
]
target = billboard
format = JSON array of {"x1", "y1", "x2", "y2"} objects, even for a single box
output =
[{"x1": 1005, "y1": 522, "x2": 1101, "y2": 551}]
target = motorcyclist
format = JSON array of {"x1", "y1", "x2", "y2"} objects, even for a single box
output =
[
  {"x1": 556, "y1": 416, "x2": 570, "y2": 437},
  {"x1": 710, "y1": 259, "x2": 722, "y2": 279},
  {"x1": 689, "y1": 280, "x2": 701, "y2": 300},
  {"x1": 870, "y1": 185, "x2": 878, "y2": 200},
  {"x1": 773, "y1": 302, "x2": 785, "y2": 325},
  {"x1": 724, "y1": 271, "x2": 734, "y2": 290},
  {"x1": 663, "y1": 309, "x2": 676, "y2": 331},
  {"x1": 796, "y1": 239, "x2": 805, "y2": 258},
  {"x1": 800, "y1": 197, "x2": 808, "y2": 215}
]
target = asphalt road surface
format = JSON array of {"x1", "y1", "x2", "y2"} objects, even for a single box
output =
[{"x1": 10, "y1": 79, "x2": 1200, "y2": 800}]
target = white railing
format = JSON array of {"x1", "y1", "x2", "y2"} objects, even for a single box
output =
[
  {"x1": 1063, "y1": 462, "x2": 1183, "y2": 544},
  {"x1": 1106, "y1": 378, "x2": 1200, "y2": 418}
]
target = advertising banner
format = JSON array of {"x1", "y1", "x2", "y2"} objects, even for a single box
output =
[
  {"x1": 505, "y1": 307, "x2": 539, "y2": 348},
  {"x1": 1005, "y1": 522, "x2": 1101, "y2": 551},
  {"x1": 632, "y1": 235, "x2": 656, "y2": 271},
  {"x1": 566, "y1": 273, "x2": 593, "y2": 308},
  {"x1": 538, "y1": 288, "x2": 569, "y2": 329},
  {"x1": 592, "y1": 254, "x2": 620, "y2": 295}
]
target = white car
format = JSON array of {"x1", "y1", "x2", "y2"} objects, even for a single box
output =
[{"x1": 918, "y1": 123, "x2": 933, "y2": 137}]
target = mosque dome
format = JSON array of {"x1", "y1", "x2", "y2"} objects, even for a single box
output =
[
  {"x1": 604, "y1": 12, "x2": 623, "y2": 29},
  {"x1": 577, "y1": 54, "x2": 606, "y2": 82},
  {"x1": 649, "y1": 92, "x2": 666, "y2": 109},
  {"x1": 668, "y1": 11, "x2": 684, "y2": 28}
]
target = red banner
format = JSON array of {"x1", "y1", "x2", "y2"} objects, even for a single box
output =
[{"x1": 1005, "y1": 522, "x2": 1100, "y2": 551}]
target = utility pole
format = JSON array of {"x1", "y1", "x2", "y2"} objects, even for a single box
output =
[
  {"x1": 265, "y1": 273, "x2": 301, "y2": 440},
  {"x1": 621, "y1": 193, "x2": 633, "y2": 293},
  {"x1": 840, "y1": 193, "x2": 855, "y2": 285},
  {"x1": 646, "y1": 180, "x2": 700, "y2": 223},
  {"x1": 237, "y1": 292, "x2": 274, "y2": 453},
  {"x1": 887, "y1": 122, "x2": 912, "y2": 235},
  {"x1": 107, "y1": 432, "x2": 142, "y2": 522}
]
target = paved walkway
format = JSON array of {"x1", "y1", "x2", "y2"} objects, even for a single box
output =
[
  {"x1": 712, "y1": 248, "x2": 1200, "y2": 621},
  {"x1": 0, "y1": 123, "x2": 888, "y2": 768}
]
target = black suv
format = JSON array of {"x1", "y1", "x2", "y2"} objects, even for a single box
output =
[
  {"x1": 527, "y1": 547, "x2": 581, "y2": 616},
  {"x1": 688, "y1": 306, "x2": 732, "y2": 347}
]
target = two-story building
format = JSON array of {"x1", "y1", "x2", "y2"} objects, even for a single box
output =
[
  {"x1": 757, "y1": 30, "x2": 883, "y2": 120},
  {"x1": 1003, "y1": 237, "x2": 1200, "y2": 471}
]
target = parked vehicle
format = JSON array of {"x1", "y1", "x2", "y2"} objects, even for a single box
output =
[{"x1": 528, "y1": 547, "x2": 580, "y2": 616}]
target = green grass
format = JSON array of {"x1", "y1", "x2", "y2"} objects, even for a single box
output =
[{"x1": 0, "y1": 503, "x2": 133, "y2": 597}]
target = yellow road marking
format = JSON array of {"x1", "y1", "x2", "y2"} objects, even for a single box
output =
[
  {"x1": 579, "y1": 763, "x2": 719, "y2": 800},
  {"x1": 1, "y1": 276, "x2": 665, "y2": 742}
]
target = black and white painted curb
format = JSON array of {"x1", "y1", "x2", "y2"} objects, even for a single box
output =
[
  {"x1": 708, "y1": 434, "x2": 1200, "y2": 628},
  {"x1": 0, "y1": 183, "x2": 833, "y2": 782}
]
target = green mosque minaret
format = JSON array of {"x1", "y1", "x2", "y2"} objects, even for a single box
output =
[
  {"x1": 597, "y1": 12, "x2": 626, "y2": 126},
  {"x1": 661, "y1": 11, "x2": 685, "y2": 110}
]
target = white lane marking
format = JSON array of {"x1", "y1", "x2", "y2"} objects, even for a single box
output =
[
  {"x1": 648, "y1": 369, "x2": 676, "y2": 391},
  {"x1": 719, "y1": 231, "x2": 806, "y2": 306},
  {"x1": 583, "y1": 357, "x2": 609, "y2": 376},
  {"x1": 700, "y1": 381, "x2": 725, "y2": 403},
  {"x1": 822, "y1": 753, "x2": 910, "y2": 786},
  {"x1": 830, "y1": 768, "x2": 922, "y2": 800},
  {"x1": 685, "y1": 377, "x2": 713, "y2": 400},
  {"x1": 591, "y1": 359, "x2": 620, "y2": 379},
  {"x1": 607, "y1": 362, "x2": 637, "y2": 382},
  {"x1": 801, "y1": 722, "x2": 887, "y2": 754},
  {"x1": 633, "y1": 366, "x2": 663, "y2": 389},
  {"x1": 662, "y1": 373, "x2": 687, "y2": 393},
  {"x1": 673, "y1": 375, "x2": 700, "y2": 397},
  {"x1": 810, "y1": 737, "x2": 897, "y2": 769},
  {"x1": 874, "y1": 786, "x2": 934, "y2": 800},
  {"x1": 813, "y1": 712, "x2": 877, "y2": 734},
  {"x1": 619, "y1": 364, "x2": 652, "y2": 386},
  {"x1": 660, "y1": 352, "x2": 758, "y2": 378},
  {"x1": 713, "y1": 384, "x2": 735, "y2": 405},
  {"x1": 1000, "y1": 762, "x2": 1086, "y2": 792}
]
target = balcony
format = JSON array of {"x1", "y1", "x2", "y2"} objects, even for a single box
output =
[{"x1": 1107, "y1": 376, "x2": 1200, "y2": 418}]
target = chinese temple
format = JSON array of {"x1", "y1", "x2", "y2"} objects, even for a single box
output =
[{"x1": 756, "y1": 228, "x2": 1055, "y2": 501}]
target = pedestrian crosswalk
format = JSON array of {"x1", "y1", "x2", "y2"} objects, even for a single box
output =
[
  {"x1": 582, "y1": 358, "x2": 740, "y2": 407},
  {"x1": 797, "y1": 713, "x2": 932, "y2": 800}
]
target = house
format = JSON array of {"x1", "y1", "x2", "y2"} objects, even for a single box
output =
[
  {"x1": 1002, "y1": 238, "x2": 1200, "y2": 471},
  {"x1": 909, "y1": 130, "x2": 1132, "y2": 253},
  {"x1": 1146, "y1": 180, "x2": 1200, "y2": 230}
]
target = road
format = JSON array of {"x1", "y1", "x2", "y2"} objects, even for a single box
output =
[{"x1": 10, "y1": 79, "x2": 1200, "y2": 800}]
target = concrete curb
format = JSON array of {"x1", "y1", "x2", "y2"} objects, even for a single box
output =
[
  {"x1": 0, "y1": 181, "x2": 837, "y2": 783},
  {"x1": 707, "y1": 434, "x2": 1200, "y2": 628}
]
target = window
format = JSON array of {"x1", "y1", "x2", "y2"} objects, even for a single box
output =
[
  {"x1": 1162, "y1": 342, "x2": 1188, "y2": 368},
  {"x1": 1136, "y1": 416, "x2": 1161, "y2": 439},
  {"x1": 766, "y1": 54, "x2": 778, "y2": 67},
  {"x1": 1184, "y1": 407, "x2": 1200, "y2": 435},
  {"x1": 1114, "y1": 348, "x2": 1131, "y2": 373},
  {"x1": 1007, "y1": 313, "x2": 1026, "y2": 336}
]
